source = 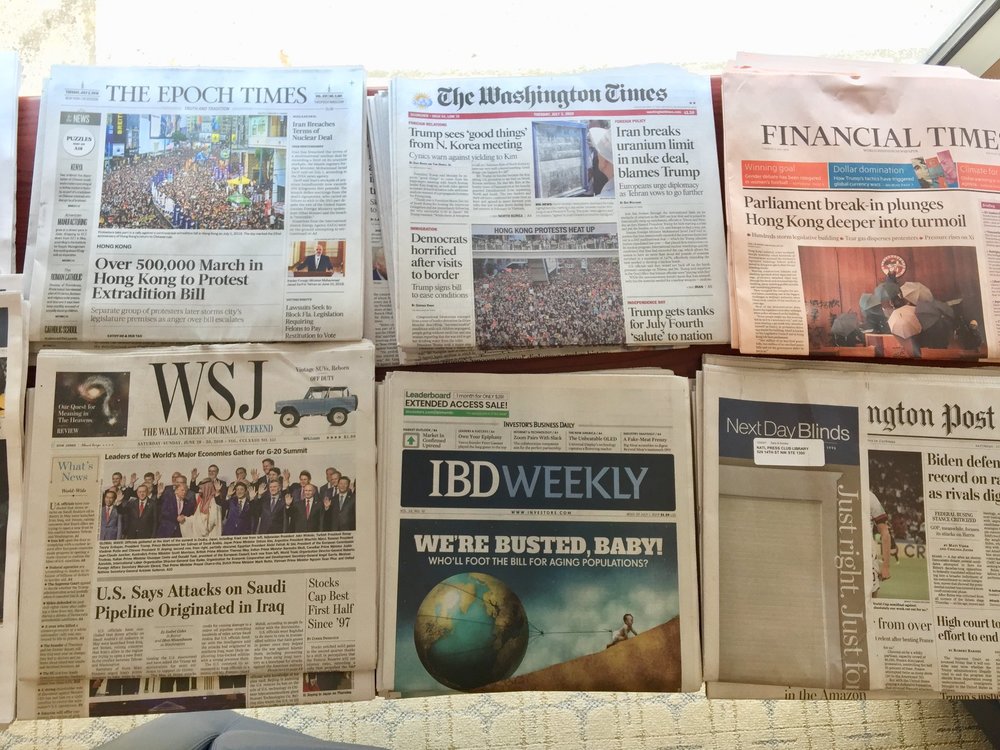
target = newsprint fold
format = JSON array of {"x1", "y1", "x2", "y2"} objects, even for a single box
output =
[
  {"x1": 378, "y1": 370, "x2": 701, "y2": 696},
  {"x1": 17, "y1": 342, "x2": 376, "y2": 719},
  {"x1": 388, "y1": 65, "x2": 728, "y2": 352},
  {"x1": 701, "y1": 355, "x2": 1000, "y2": 699},
  {"x1": 0, "y1": 291, "x2": 28, "y2": 725},
  {"x1": 723, "y1": 56, "x2": 1000, "y2": 361},
  {"x1": 28, "y1": 65, "x2": 366, "y2": 343}
]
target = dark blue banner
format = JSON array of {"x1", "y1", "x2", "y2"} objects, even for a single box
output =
[
  {"x1": 401, "y1": 450, "x2": 674, "y2": 512},
  {"x1": 719, "y1": 398, "x2": 859, "y2": 466}
]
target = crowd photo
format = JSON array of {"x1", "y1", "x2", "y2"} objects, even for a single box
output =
[
  {"x1": 473, "y1": 256, "x2": 625, "y2": 348},
  {"x1": 96, "y1": 456, "x2": 356, "y2": 540},
  {"x1": 100, "y1": 113, "x2": 285, "y2": 231}
]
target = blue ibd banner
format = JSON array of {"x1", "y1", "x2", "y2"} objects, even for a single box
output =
[{"x1": 400, "y1": 450, "x2": 674, "y2": 512}]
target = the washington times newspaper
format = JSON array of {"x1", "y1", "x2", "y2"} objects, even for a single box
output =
[
  {"x1": 0, "y1": 291, "x2": 28, "y2": 725},
  {"x1": 722, "y1": 55, "x2": 1000, "y2": 361},
  {"x1": 28, "y1": 65, "x2": 366, "y2": 343},
  {"x1": 388, "y1": 65, "x2": 728, "y2": 353},
  {"x1": 17, "y1": 342, "x2": 376, "y2": 719},
  {"x1": 378, "y1": 370, "x2": 700, "y2": 696},
  {"x1": 702, "y1": 355, "x2": 1000, "y2": 699}
]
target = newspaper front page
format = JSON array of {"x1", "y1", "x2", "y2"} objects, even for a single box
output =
[
  {"x1": 389, "y1": 65, "x2": 728, "y2": 353},
  {"x1": 702, "y1": 355, "x2": 1000, "y2": 699},
  {"x1": 723, "y1": 57, "x2": 1000, "y2": 361},
  {"x1": 0, "y1": 292, "x2": 28, "y2": 725},
  {"x1": 378, "y1": 370, "x2": 700, "y2": 696},
  {"x1": 28, "y1": 65, "x2": 366, "y2": 343},
  {"x1": 17, "y1": 342, "x2": 376, "y2": 719}
]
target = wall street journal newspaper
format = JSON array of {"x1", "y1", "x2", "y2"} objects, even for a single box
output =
[
  {"x1": 387, "y1": 65, "x2": 728, "y2": 353},
  {"x1": 701, "y1": 355, "x2": 1000, "y2": 699},
  {"x1": 723, "y1": 56, "x2": 1000, "y2": 361},
  {"x1": 378, "y1": 370, "x2": 700, "y2": 696},
  {"x1": 17, "y1": 342, "x2": 376, "y2": 719},
  {"x1": 28, "y1": 65, "x2": 366, "y2": 343}
]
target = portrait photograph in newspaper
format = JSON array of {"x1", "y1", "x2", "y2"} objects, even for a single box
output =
[
  {"x1": 379, "y1": 371, "x2": 700, "y2": 697},
  {"x1": 389, "y1": 65, "x2": 728, "y2": 353},
  {"x1": 17, "y1": 341, "x2": 376, "y2": 719},
  {"x1": 28, "y1": 66, "x2": 366, "y2": 343}
]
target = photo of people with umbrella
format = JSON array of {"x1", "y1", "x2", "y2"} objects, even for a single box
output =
[{"x1": 799, "y1": 245, "x2": 985, "y2": 359}]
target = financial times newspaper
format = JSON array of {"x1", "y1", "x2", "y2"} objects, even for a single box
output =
[
  {"x1": 0, "y1": 291, "x2": 27, "y2": 725},
  {"x1": 17, "y1": 342, "x2": 376, "y2": 719},
  {"x1": 388, "y1": 65, "x2": 728, "y2": 353},
  {"x1": 0, "y1": 52, "x2": 18, "y2": 274},
  {"x1": 723, "y1": 56, "x2": 1000, "y2": 361},
  {"x1": 28, "y1": 65, "x2": 366, "y2": 343},
  {"x1": 702, "y1": 355, "x2": 1000, "y2": 699},
  {"x1": 378, "y1": 370, "x2": 700, "y2": 696}
]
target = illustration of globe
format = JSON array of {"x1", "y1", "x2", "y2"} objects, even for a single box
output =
[{"x1": 413, "y1": 571, "x2": 529, "y2": 691}]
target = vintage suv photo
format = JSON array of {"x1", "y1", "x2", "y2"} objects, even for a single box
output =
[{"x1": 275, "y1": 386, "x2": 359, "y2": 427}]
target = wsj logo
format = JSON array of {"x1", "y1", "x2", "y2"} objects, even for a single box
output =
[{"x1": 150, "y1": 360, "x2": 266, "y2": 421}]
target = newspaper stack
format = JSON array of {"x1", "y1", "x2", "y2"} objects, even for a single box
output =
[
  {"x1": 378, "y1": 370, "x2": 701, "y2": 696},
  {"x1": 700, "y1": 354, "x2": 1000, "y2": 699},
  {"x1": 26, "y1": 65, "x2": 366, "y2": 344},
  {"x1": 17, "y1": 342, "x2": 376, "y2": 718},
  {"x1": 722, "y1": 54, "x2": 1000, "y2": 362},
  {"x1": 0, "y1": 53, "x2": 18, "y2": 274},
  {"x1": 0, "y1": 291, "x2": 28, "y2": 724},
  {"x1": 370, "y1": 66, "x2": 729, "y2": 364}
]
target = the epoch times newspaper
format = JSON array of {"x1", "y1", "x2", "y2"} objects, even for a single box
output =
[
  {"x1": 378, "y1": 370, "x2": 701, "y2": 696},
  {"x1": 723, "y1": 57, "x2": 1000, "y2": 361},
  {"x1": 389, "y1": 65, "x2": 728, "y2": 352},
  {"x1": 28, "y1": 65, "x2": 366, "y2": 343},
  {"x1": 17, "y1": 342, "x2": 376, "y2": 719},
  {"x1": 702, "y1": 356, "x2": 1000, "y2": 699}
]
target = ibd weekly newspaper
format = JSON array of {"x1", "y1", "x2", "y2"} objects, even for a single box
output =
[{"x1": 378, "y1": 370, "x2": 700, "y2": 696}]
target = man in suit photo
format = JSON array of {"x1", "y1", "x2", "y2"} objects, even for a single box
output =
[{"x1": 295, "y1": 242, "x2": 334, "y2": 274}]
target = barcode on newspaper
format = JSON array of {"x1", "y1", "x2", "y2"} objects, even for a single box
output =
[
  {"x1": 50, "y1": 273, "x2": 83, "y2": 281},
  {"x1": 56, "y1": 218, "x2": 88, "y2": 226},
  {"x1": 44, "y1": 325, "x2": 78, "y2": 334}
]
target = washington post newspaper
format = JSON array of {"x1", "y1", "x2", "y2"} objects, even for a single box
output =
[
  {"x1": 378, "y1": 370, "x2": 700, "y2": 696},
  {"x1": 388, "y1": 65, "x2": 728, "y2": 353},
  {"x1": 722, "y1": 56, "x2": 1000, "y2": 361},
  {"x1": 0, "y1": 292, "x2": 28, "y2": 725},
  {"x1": 27, "y1": 65, "x2": 366, "y2": 343},
  {"x1": 0, "y1": 52, "x2": 18, "y2": 274},
  {"x1": 702, "y1": 355, "x2": 1000, "y2": 699},
  {"x1": 17, "y1": 341, "x2": 376, "y2": 719}
]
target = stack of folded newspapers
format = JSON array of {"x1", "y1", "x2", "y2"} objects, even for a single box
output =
[
  {"x1": 367, "y1": 64, "x2": 730, "y2": 365},
  {"x1": 0, "y1": 52, "x2": 18, "y2": 275}
]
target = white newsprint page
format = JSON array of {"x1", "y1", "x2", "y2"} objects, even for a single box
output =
[
  {"x1": 0, "y1": 52, "x2": 18, "y2": 274},
  {"x1": 17, "y1": 342, "x2": 376, "y2": 719},
  {"x1": 389, "y1": 65, "x2": 728, "y2": 352},
  {"x1": 0, "y1": 291, "x2": 28, "y2": 725},
  {"x1": 378, "y1": 370, "x2": 701, "y2": 696},
  {"x1": 28, "y1": 65, "x2": 366, "y2": 343},
  {"x1": 702, "y1": 355, "x2": 1000, "y2": 699},
  {"x1": 722, "y1": 56, "x2": 1000, "y2": 361}
]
